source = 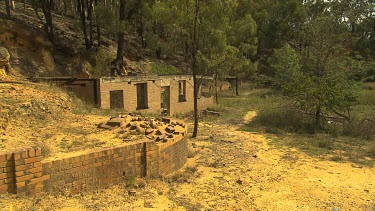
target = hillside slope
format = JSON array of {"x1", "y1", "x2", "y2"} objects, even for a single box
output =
[
  {"x1": 0, "y1": 81, "x2": 131, "y2": 158},
  {"x1": 0, "y1": 2, "x2": 189, "y2": 78}
]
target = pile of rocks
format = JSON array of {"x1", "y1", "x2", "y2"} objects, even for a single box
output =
[{"x1": 99, "y1": 114, "x2": 187, "y2": 143}]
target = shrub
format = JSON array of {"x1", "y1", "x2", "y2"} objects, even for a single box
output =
[
  {"x1": 342, "y1": 118, "x2": 375, "y2": 139},
  {"x1": 367, "y1": 143, "x2": 375, "y2": 158},
  {"x1": 251, "y1": 107, "x2": 313, "y2": 133},
  {"x1": 151, "y1": 63, "x2": 179, "y2": 75}
]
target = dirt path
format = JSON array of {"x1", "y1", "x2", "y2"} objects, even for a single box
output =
[{"x1": 164, "y1": 111, "x2": 375, "y2": 210}]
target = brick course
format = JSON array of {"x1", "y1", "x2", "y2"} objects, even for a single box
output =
[
  {"x1": 0, "y1": 135, "x2": 187, "y2": 196},
  {"x1": 99, "y1": 76, "x2": 213, "y2": 115}
]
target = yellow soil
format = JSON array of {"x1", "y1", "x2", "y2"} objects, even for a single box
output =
[{"x1": 0, "y1": 83, "x2": 374, "y2": 210}]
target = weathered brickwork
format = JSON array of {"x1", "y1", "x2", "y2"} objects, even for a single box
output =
[
  {"x1": 0, "y1": 147, "x2": 43, "y2": 196},
  {"x1": 159, "y1": 138, "x2": 188, "y2": 176},
  {"x1": 99, "y1": 76, "x2": 213, "y2": 115},
  {"x1": 0, "y1": 151, "x2": 15, "y2": 194},
  {"x1": 0, "y1": 136, "x2": 187, "y2": 196}
]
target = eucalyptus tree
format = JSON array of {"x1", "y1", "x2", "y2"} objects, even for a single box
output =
[{"x1": 270, "y1": 15, "x2": 359, "y2": 126}]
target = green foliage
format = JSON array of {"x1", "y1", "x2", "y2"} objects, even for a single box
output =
[
  {"x1": 269, "y1": 15, "x2": 361, "y2": 125},
  {"x1": 151, "y1": 63, "x2": 179, "y2": 75},
  {"x1": 91, "y1": 47, "x2": 113, "y2": 77},
  {"x1": 95, "y1": 5, "x2": 117, "y2": 34}
]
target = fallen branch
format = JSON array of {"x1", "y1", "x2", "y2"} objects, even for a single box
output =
[
  {"x1": 202, "y1": 109, "x2": 220, "y2": 116},
  {"x1": 0, "y1": 80, "x2": 25, "y2": 84}
]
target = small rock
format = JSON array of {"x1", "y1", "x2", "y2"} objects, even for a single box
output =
[
  {"x1": 135, "y1": 126, "x2": 142, "y2": 133},
  {"x1": 156, "y1": 135, "x2": 165, "y2": 142},
  {"x1": 165, "y1": 126, "x2": 175, "y2": 133},
  {"x1": 150, "y1": 120, "x2": 158, "y2": 129},
  {"x1": 162, "y1": 118, "x2": 171, "y2": 123},
  {"x1": 145, "y1": 128, "x2": 154, "y2": 135},
  {"x1": 106, "y1": 118, "x2": 126, "y2": 127},
  {"x1": 138, "y1": 117, "x2": 144, "y2": 121},
  {"x1": 98, "y1": 123, "x2": 112, "y2": 130},
  {"x1": 128, "y1": 189, "x2": 137, "y2": 196},
  {"x1": 140, "y1": 123, "x2": 147, "y2": 128},
  {"x1": 155, "y1": 130, "x2": 163, "y2": 135},
  {"x1": 129, "y1": 124, "x2": 138, "y2": 130},
  {"x1": 236, "y1": 179, "x2": 243, "y2": 185}
]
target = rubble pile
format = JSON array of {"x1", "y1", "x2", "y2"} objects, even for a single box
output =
[{"x1": 99, "y1": 114, "x2": 187, "y2": 144}]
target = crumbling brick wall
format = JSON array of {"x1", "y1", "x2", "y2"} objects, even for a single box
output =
[
  {"x1": 99, "y1": 79, "x2": 161, "y2": 114},
  {"x1": 0, "y1": 136, "x2": 187, "y2": 196},
  {"x1": 98, "y1": 76, "x2": 214, "y2": 115},
  {"x1": 159, "y1": 138, "x2": 188, "y2": 176},
  {"x1": 0, "y1": 148, "x2": 44, "y2": 196}
]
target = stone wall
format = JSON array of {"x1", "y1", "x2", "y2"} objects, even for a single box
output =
[{"x1": 0, "y1": 137, "x2": 187, "y2": 196}]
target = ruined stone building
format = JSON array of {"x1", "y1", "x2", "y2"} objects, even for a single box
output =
[{"x1": 31, "y1": 75, "x2": 214, "y2": 116}]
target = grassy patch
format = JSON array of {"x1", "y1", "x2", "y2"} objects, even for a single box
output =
[
  {"x1": 204, "y1": 85, "x2": 374, "y2": 166},
  {"x1": 358, "y1": 89, "x2": 375, "y2": 105},
  {"x1": 367, "y1": 142, "x2": 375, "y2": 158},
  {"x1": 151, "y1": 63, "x2": 180, "y2": 75}
]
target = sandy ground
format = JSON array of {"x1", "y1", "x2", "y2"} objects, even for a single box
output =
[
  {"x1": 2, "y1": 111, "x2": 374, "y2": 211},
  {"x1": 0, "y1": 81, "x2": 374, "y2": 210}
]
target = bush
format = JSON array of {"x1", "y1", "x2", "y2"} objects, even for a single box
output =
[
  {"x1": 151, "y1": 63, "x2": 180, "y2": 75},
  {"x1": 358, "y1": 89, "x2": 375, "y2": 105},
  {"x1": 367, "y1": 143, "x2": 375, "y2": 158},
  {"x1": 251, "y1": 108, "x2": 315, "y2": 133},
  {"x1": 342, "y1": 118, "x2": 375, "y2": 139}
]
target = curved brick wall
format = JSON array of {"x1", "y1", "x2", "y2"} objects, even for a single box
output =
[{"x1": 0, "y1": 136, "x2": 188, "y2": 196}]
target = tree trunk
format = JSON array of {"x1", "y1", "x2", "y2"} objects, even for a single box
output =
[
  {"x1": 315, "y1": 105, "x2": 321, "y2": 127},
  {"x1": 94, "y1": 0, "x2": 101, "y2": 47},
  {"x1": 214, "y1": 72, "x2": 218, "y2": 105},
  {"x1": 88, "y1": 0, "x2": 94, "y2": 47},
  {"x1": 5, "y1": 0, "x2": 11, "y2": 18},
  {"x1": 191, "y1": 0, "x2": 199, "y2": 138},
  {"x1": 78, "y1": 0, "x2": 90, "y2": 49},
  {"x1": 116, "y1": 0, "x2": 126, "y2": 66},
  {"x1": 10, "y1": 0, "x2": 15, "y2": 9},
  {"x1": 97, "y1": 25, "x2": 101, "y2": 47},
  {"x1": 41, "y1": 0, "x2": 54, "y2": 43},
  {"x1": 235, "y1": 76, "x2": 239, "y2": 96}
]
